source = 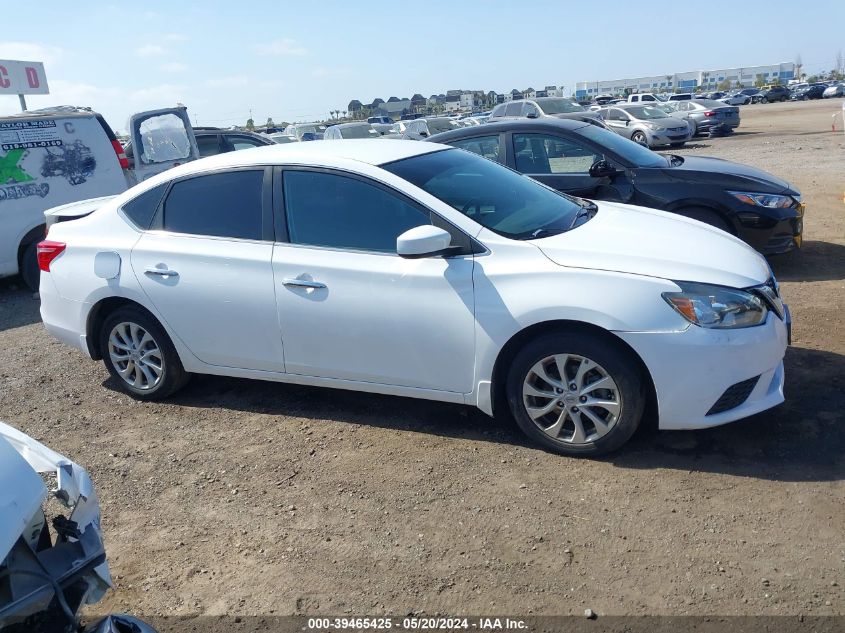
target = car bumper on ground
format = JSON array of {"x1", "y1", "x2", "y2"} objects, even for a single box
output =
[{"x1": 615, "y1": 310, "x2": 789, "y2": 430}]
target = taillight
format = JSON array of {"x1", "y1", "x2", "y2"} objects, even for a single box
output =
[
  {"x1": 37, "y1": 241, "x2": 66, "y2": 272},
  {"x1": 111, "y1": 139, "x2": 129, "y2": 169},
  {"x1": 704, "y1": 111, "x2": 717, "y2": 117}
]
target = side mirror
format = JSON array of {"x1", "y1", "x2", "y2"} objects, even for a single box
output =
[
  {"x1": 397, "y1": 225, "x2": 451, "y2": 259},
  {"x1": 526, "y1": 111, "x2": 538, "y2": 119},
  {"x1": 589, "y1": 159, "x2": 620, "y2": 179},
  {"x1": 419, "y1": 131, "x2": 428, "y2": 137}
]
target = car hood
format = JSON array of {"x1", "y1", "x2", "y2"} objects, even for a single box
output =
[
  {"x1": 533, "y1": 201, "x2": 770, "y2": 288},
  {"x1": 662, "y1": 155, "x2": 795, "y2": 194}
]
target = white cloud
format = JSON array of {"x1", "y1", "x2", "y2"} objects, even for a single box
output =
[
  {"x1": 164, "y1": 33, "x2": 187, "y2": 42},
  {"x1": 254, "y1": 39, "x2": 308, "y2": 56},
  {"x1": 135, "y1": 44, "x2": 167, "y2": 58},
  {"x1": 160, "y1": 62, "x2": 188, "y2": 73},
  {"x1": 204, "y1": 76, "x2": 249, "y2": 88},
  {"x1": 0, "y1": 42, "x2": 63, "y2": 66},
  {"x1": 129, "y1": 83, "x2": 187, "y2": 105}
]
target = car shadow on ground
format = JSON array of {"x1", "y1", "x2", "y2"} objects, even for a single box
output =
[
  {"x1": 769, "y1": 240, "x2": 845, "y2": 282},
  {"x1": 125, "y1": 346, "x2": 845, "y2": 483},
  {"x1": 0, "y1": 278, "x2": 40, "y2": 333}
]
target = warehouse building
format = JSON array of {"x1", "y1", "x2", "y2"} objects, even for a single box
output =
[{"x1": 574, "y1": 63, "x2": 795, "y2": 99}]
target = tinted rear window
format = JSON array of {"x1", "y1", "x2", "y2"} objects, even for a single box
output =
[
  {"x1": 122, "y1": 184, "x2": 166, "y2": 229},
  {"x1": 163, "y1": 170, "x2": 264, "y2": 240}
]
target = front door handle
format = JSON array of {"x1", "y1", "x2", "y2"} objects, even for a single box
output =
[
  {"x1": 283, "y1": 278, "x2": 326, "y2": 289},
  {"x1": 145, "y1": 267, "x2": 179, "y2": 278}
]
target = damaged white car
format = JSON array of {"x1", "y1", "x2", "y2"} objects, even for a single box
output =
[{"x1": 0, "y1": 421, "x2": 156, "y2": 633}]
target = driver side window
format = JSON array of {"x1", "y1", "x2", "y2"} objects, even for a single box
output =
[
  {"x1": 282, "y1": 170, "x2": 431, "y2": 253},
  {"x1": 513, "y1": 134, "x2": 602, "y2": 175}
]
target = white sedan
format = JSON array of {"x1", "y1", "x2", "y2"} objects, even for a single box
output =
[{"x1": 38, "y1": 140, "x2": 789, "y2": 455}]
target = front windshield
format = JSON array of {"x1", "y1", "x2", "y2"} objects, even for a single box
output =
[
  {"x1": 577, "y1": 124, "x2": 666, "y2": 168},
  {"x1": 341, "y1": 125, "x2": 380, "y2": 139},
  {"x1": 624, "y1": 106, "x2": 669, "y2": 120},
  {"x1": 537, "y1": 98, "x2": 585, "y2": 114},
  {"x1": 383, "y1": 149, "x2": 583, "y2": 240},
  {"x1": 427, "y1": 119, "x2": 461, "y2": 134}
]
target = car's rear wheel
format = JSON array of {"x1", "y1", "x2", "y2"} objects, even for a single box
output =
[
  {"x1": 761, "y1": 97, "x2": 768, "y2": 104},
  {"x1": 506, "y1": 332, "x2": 645, "y2": 456},
  {"x1": 99, "y1": 306, "x2": 189, "y2": 400},
  {"x1": 631, "y1": 131, "x2": 648, "y2": 146},
  {"x1": 20, "y1": 241, "x2": 40, "y2": 292},
  {"x1": 674, "y1": 206, "x2": 733, "y2": 233}
]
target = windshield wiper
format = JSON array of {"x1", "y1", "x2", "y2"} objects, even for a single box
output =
[{"x1": 528, "y1": 227, "x2": 568, "y2": 239}]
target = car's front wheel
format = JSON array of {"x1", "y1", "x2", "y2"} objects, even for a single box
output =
[
  {"x1": 630, "y1": 131, "x2": 648, "y2": 146},
  {"x1": 99, "y1": 306, "x2": 189, "y2": 400},
  {"x1": 506, "y1": 332, "x2": 645, "y2": 456}
]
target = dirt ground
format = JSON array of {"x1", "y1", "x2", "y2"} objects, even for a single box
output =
[{"x1": 0, "y1": 98, "x2": 843, "y2": 619}]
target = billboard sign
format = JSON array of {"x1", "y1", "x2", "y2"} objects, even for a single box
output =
[{"x1": 0, "y1": 60, "x2": 49, "y2": 95}]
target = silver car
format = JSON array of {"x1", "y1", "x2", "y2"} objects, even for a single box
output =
[
  {"x1": 323, "y1": 122, "x2": 381, "y2": 139},
  {"x1": 664, "y1": 99, "x2": 741, "y2": 135},
  {"x1": 401, "y1": 117, "x2": 463, "y2": 140},
  {"x1": 599, "y1": 104, "x2": 691, "y2": 148}
]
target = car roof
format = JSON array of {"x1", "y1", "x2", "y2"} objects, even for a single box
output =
[
  {"x1": 426, "y1": 118, "x2": 590, "y2": 143},
  {"x1": 143, "y1": 139, "x2": 445, "y2": 185}
]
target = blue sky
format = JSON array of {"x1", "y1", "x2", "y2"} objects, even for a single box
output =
[{"x1": 1, "y1": 0, "x2": 842, "y2": 133}]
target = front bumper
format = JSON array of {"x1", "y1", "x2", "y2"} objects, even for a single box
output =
[
  {"x1": 615, "y1": 311, "x2": 788, "y2": 430},
  {"x1": 648, "y1": 128, "x2": 691, "y2": 146},
  {"x1": 736, "y1": 202, "x2": 804, "y2": 255}
]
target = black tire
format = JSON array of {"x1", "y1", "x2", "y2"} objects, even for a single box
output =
[
  {"x1": 674, "y1": 206, "x2": 733, "y2": 233},
  {"x1": 99, "y1": 306, "x2": 189, "y2": 400},
  {"x1": 631, "y1": 131, "x2": 648, "y2": 146},
  {"x1": 505, "y1": 332, "x2": 645, "y2": 456},
  {"x1": 20, "y1": 241, "x2": 40, "y2": 292},
  {"x1": 761, "y1": 96, "x2": 768, "y2": 104}
]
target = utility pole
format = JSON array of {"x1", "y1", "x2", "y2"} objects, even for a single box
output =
[{"x1": 18, "y1": 94, "x2": 27, "y2": 111}]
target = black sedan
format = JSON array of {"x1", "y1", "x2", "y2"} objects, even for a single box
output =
[{"x1": 427, "y1": 119, "x2": 804, "y2": 255}]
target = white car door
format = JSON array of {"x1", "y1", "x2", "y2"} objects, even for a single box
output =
[
  {"x1": 272, "y1": 168, "x2": 477, "y2": 393},
  {"x1": 128, "y1": 107, "x2": 200, "y2": 182},
  {"x1": 131, "y1": 167, "x2": 285, "y2": 371}
]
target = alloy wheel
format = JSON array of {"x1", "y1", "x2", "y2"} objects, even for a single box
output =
[
  {"x1": 108, "y1": 321, "x2": 164, "y2": 390},
  {"x1": 522, "y1": 354, "x2": 622, "y2": 445}
]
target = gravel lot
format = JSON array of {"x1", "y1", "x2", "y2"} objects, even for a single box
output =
[{"x1": 1, "y1": 98, "x2": 843, "y2": 619}]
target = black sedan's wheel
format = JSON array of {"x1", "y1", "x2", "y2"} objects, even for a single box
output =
[
  {"x1": 761, "y1": 97, "x2": 768, "y2": 104},
  {"x1": 99, "y1": 306, "x2": 189, "y2": 400},
  {"x1": 631, "y1": 131, "x2": 648, "y2": 146},
  {"x1": 506, "y1": 332, "x2": 645, "y2": 456}
]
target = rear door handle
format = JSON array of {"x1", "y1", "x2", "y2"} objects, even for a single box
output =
[
  {"x1": 283, "y1": 278, "x2": 326, "y2": 289},
  {"x1": 145, "y1": 267, "x2": 179, "y2": 278}
]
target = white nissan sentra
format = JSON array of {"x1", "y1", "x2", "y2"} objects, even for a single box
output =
[{"x1": 38, "y1": 140, "x2": 789, "y2": 455}]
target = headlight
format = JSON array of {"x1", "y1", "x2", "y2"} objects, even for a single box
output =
[
  {"x1": 645, "y1": 122, "x2": 663, "y2": 131},
  {"x1": 662, "y1": 282, "x2": 768, "y2": 328},
  {"x1": 728, "y1": 191, "x2": 795, "y2": 208}
]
